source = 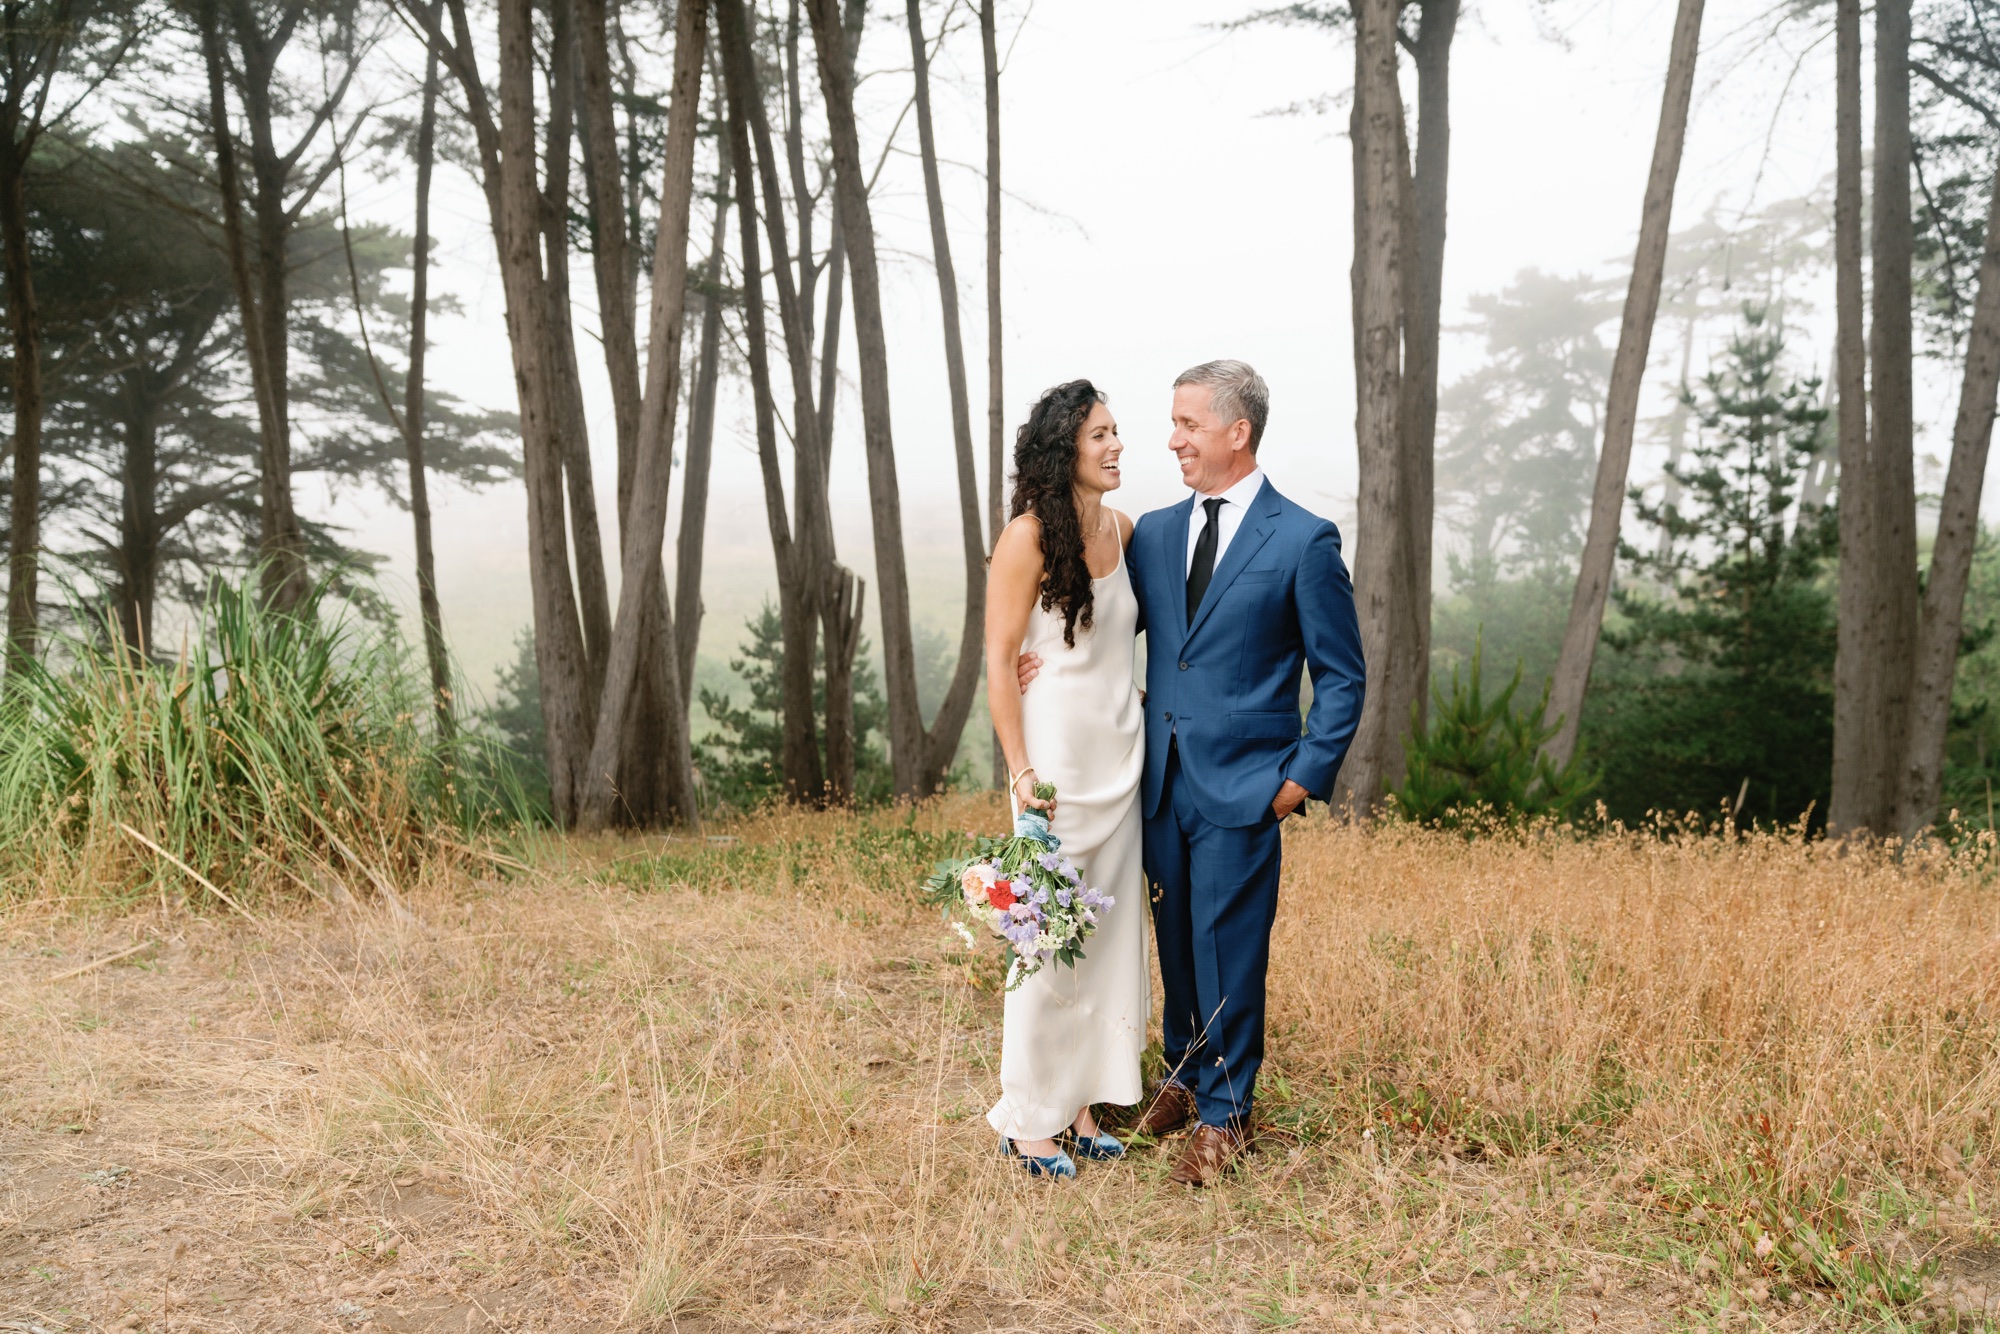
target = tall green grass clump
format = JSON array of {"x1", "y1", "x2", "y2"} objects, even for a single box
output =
[{"x1": 0, "y1": 575, "x2": 530, "y2": 909}]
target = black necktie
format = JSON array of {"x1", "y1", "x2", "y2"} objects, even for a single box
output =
[{"x1": 1186, "y1": 497, "x2": 1224, "y2": 622}]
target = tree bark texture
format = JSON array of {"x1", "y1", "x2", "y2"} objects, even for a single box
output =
[
  {"x1": 1397, "y1": 0, "x2": 1457, "y2": 744},
  {"x1": 807, "y1": 0, "x2": 931, "y2": 796},
  {"x1": 406, "y1": 1, "x2": 453, "y2": 739},
  {"x1": 465, "y1": 0, "x2": 600, "y2": 825},
  {"x1": 222, "y1": 0, "x2": 316, "y2": 610},
  {"x1": 980, "y1": 0, "x2": 1005, "y2": 789},
  {"x1": 676, "y1": 99, "x2": 732, "y2": 707},
  {"x1": 1336, "y1": 0, "x2": 1413, "y2": 816},
  {"x1": 1896, "y1": 153, "x2": 2000, "y2": 836},
  {"x1": 0, "y1": 125, "x2": 41, "y2": 673},
  {"x1": 1829, "y1": 0, "x2": 1875, "y2": 834},
  {"x1": 724, "y1": 44, "x2": 824, "y2": 804},
  {"x1": 1541, "y1": 0, "x2": 1704, "y2": 768},
  {"x1": 903, "y1": 0, "x2": 988, "y2": 790},
  {"x1": 718, "y1": 0, "x2": 826, "y2": 806},
  {"x1": 0, "y1": 0, "x2": 86, "y2": 673},
  {"x1": 1865, "y1": 0, "x2": 1921, "y2": 835},
  {"x1": 576, "y1": 0, "x2": 643, "y2": 509},
  {"x1": 575, "y1": 0, "x2": 708, "y2": 831},
  {"x1": 813, "y1": 0, "x2": 869, "y2": 804}
]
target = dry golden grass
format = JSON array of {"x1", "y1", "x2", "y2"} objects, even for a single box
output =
[{"x1": 2, "y1": 800, "x2": 1998, "y2": 1332}]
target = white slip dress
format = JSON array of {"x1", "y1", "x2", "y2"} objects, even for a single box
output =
[{"x1": 985, "y1": 535, "x2": 1149, "y2": 1141}]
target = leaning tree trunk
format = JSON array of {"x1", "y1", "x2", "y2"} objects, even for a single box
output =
[
  {"x1": 1335, "y1": 0, "x2": 1413, "y2": 817},
  {"x1": 1829, "y1": 0, "x2": 1876, "y2": 834},
  {"x1": 406, "y1": 0, "x2": 453, "y2": 739},
  {"x1": 1541, "y1": 0, "x2": 1704, "y2": 768},
  {"x1": 576, "y1": 0, "x2": 708, "y2": 831},
  {"x1": 1867, "y1": 0, "x2": 1921, "y2": 836},
  {"x1": 904, "y1": 0, "x2": 988, "y2": 790},
  {"x1": 1896, "y1": 152, "x2": 2000, "y2": 837},
  {"x1": 807, "y1": 0, "x2": 930, "y2": 796}
]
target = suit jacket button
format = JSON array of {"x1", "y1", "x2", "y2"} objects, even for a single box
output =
[
  {"x1": 1179, "y1": 662, "x2": 1188, "y2": 670},
  {"x1": 1164, "y1": 711, "x2": 1173, "y2": 720}
]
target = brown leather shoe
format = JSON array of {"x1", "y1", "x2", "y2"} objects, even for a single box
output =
[
  {"x1": 1169, "y1": 1122, "x2": 1248, "y2": 1187},
  {"x1": 1130, "y1": 1081, "x2": 1197, "y2": 1139}
]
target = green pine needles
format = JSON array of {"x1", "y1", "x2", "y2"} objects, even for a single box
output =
[{"x1": 1393, "y1": 637, "x2": 1594, "y2": 829}]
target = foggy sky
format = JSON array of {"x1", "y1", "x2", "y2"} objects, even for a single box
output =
[{"x1": 326, "y1": 0, "x2": 1888, "y2": 695}]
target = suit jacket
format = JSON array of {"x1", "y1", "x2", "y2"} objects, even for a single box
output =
[{"x1": 1131, "y1": 477, "x2": 1366, "y2": 828}]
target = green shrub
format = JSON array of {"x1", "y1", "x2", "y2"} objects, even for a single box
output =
[
  {"x1": 0, "y1": 574, "x2": 527, "y2": 907},
  {"x1": 1393, "y1": 638, "x2": 1593, "y2": 828}
]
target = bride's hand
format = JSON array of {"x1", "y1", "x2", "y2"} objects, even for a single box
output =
[
  {"x1": 1016, "y1": 652, "x2": 1043, "y2": 694},
  {"x1": 1013, "y1": 770, "x2": 1056, "y2": 819}
]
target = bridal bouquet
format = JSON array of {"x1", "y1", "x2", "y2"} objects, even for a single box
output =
[{"x1": 920, "y1": 782, "x2": 1114, "y2": 991}]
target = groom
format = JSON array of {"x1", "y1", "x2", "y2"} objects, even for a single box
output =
[{"x1": 1032, "y1": 360, "x2": 1364, "y2": 1186}]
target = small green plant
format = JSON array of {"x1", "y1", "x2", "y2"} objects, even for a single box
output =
[{"x1": 1393, "y1": 636, "x2": 1593, "y2": 828}]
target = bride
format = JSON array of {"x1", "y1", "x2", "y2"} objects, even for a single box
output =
[{"x1": 982, "y1": 379, "x2": 1148, "y2": 1179}]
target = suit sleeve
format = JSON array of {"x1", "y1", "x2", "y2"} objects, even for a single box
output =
[{"x1": 1284, "y1": 519, "x2": 1366, "y2": 801}]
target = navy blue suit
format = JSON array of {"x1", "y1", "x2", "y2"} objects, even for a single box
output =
[{"x1": 1130, "y1": 477, "x2": 1364, "y2": 1128}]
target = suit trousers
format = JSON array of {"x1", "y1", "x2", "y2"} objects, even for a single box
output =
[{"x1": 1143, "y1": 741, "x2": 1284, "y2": 1130}]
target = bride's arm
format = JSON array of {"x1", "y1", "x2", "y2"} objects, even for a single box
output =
[{"x1": 986, "y1": 516, "x2": 1053, "y2": 813}]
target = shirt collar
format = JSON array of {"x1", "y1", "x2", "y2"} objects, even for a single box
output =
[{"x1": 1199, "y1": 466, "x2": 1266, "y2": 508}]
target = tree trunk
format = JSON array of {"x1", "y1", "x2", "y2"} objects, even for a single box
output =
[
  {"x1": 1397, "y1": 0, "x2": 1458, "y2": 748},
  {"x1": 406, "y1": 0, "x2": 453, "y2": 739},
  {"x1": 718, "y1": 0, "x2": 826, "y2": 806},
  {"x1": 575, "y1": 0, "x2": 708, "y2": 831},
  {"x1": 676, "y1": 95, "x2": 731, "y2": 708},
  {"x1": 1829, "y1": 0, "x2": 1875, "y2": 835},
  {"x1": 902, "y1": 0, "x2": 988, "y2": 790},
  {"x1": 231, "y1": 2, "x2": 310, "y2": 612},
  {"x1": 980, "y1": 0, "x2": 1005, "y2": 789},
  {"x1": 1896, "y1": 153, "x2": 2000, "y2": 837},
  {"x1": 1540, "y1": 0, "x2": 1704, "y2": 768},
  {"x1": 198, "y1": 0, "x2": 294, "y2": 611},
  {"x1": 813, "y1": 0, "x2": 869, "y2": 803},
  {"x1": 1336, "y1": 0, "x2": 1413, "y2": 817},
  {"x1": 1865, "y1": 0, "x2": 1921, "y2": 835},
  {"x1": 472, "y1": 0, "x2": 600, "y2": 826},
  {"x1": 576, "y1": 0, "x2": 643, "y2": 508},
  {"x1": 0, "y1": 139, "x2": 41, "y2": 674},
  {"x1": 116, "y1": 402, "x2": 160, "y2": 654},
  {"x1": 540, "y1": 5, "x2": 613, "y2": 694}
]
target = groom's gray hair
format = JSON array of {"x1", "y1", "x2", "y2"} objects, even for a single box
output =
[{"x1": 1174, "y1": 359, "x2": 1270, "y2": 450}]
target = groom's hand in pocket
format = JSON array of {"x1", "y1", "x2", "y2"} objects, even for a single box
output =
[
  {"x1": 1016, "y1": 652, "x2": 1043, "y2": 694},
  {"x1": 1271, "y1": 780, "x2": 1309, "y2": 821}
]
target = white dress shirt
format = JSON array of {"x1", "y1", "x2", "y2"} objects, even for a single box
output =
[{"x1": 1184, "y1": 467, "x2": 1267, "y2": 576}]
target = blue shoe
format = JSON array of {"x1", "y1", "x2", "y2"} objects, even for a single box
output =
[
  {"x1": 1059, "y1": 1128, "x2": 1126, "y2": 1160},
  {"x1": 999, "y1": 1134, "x2": 1077, "y2": 1180}
]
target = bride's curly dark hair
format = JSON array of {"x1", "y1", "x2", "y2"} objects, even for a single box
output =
[{"x1": 1009, "y1": 379, "x2": 1107, "y2": 648}]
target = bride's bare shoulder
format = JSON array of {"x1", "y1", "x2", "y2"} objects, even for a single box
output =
[
  {"x1": 1109, "y1": 508, "x2": 1135, "y2": 547},
  {"x1": 992, "y1": 512, "x2": 1046, "y2": 568}
]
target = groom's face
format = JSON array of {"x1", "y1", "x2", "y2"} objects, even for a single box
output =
[{"x1": 1169, "y1": 383, "x2": 1254, "y2": 495}]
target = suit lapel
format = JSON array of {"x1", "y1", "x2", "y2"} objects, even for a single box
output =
[
  {"x1": 1185, "y1": 479, "x2": 1282, "y2": 644},
  {"x1": 1168, "y1": 493, "x2": 1196, "y2": 637}
]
